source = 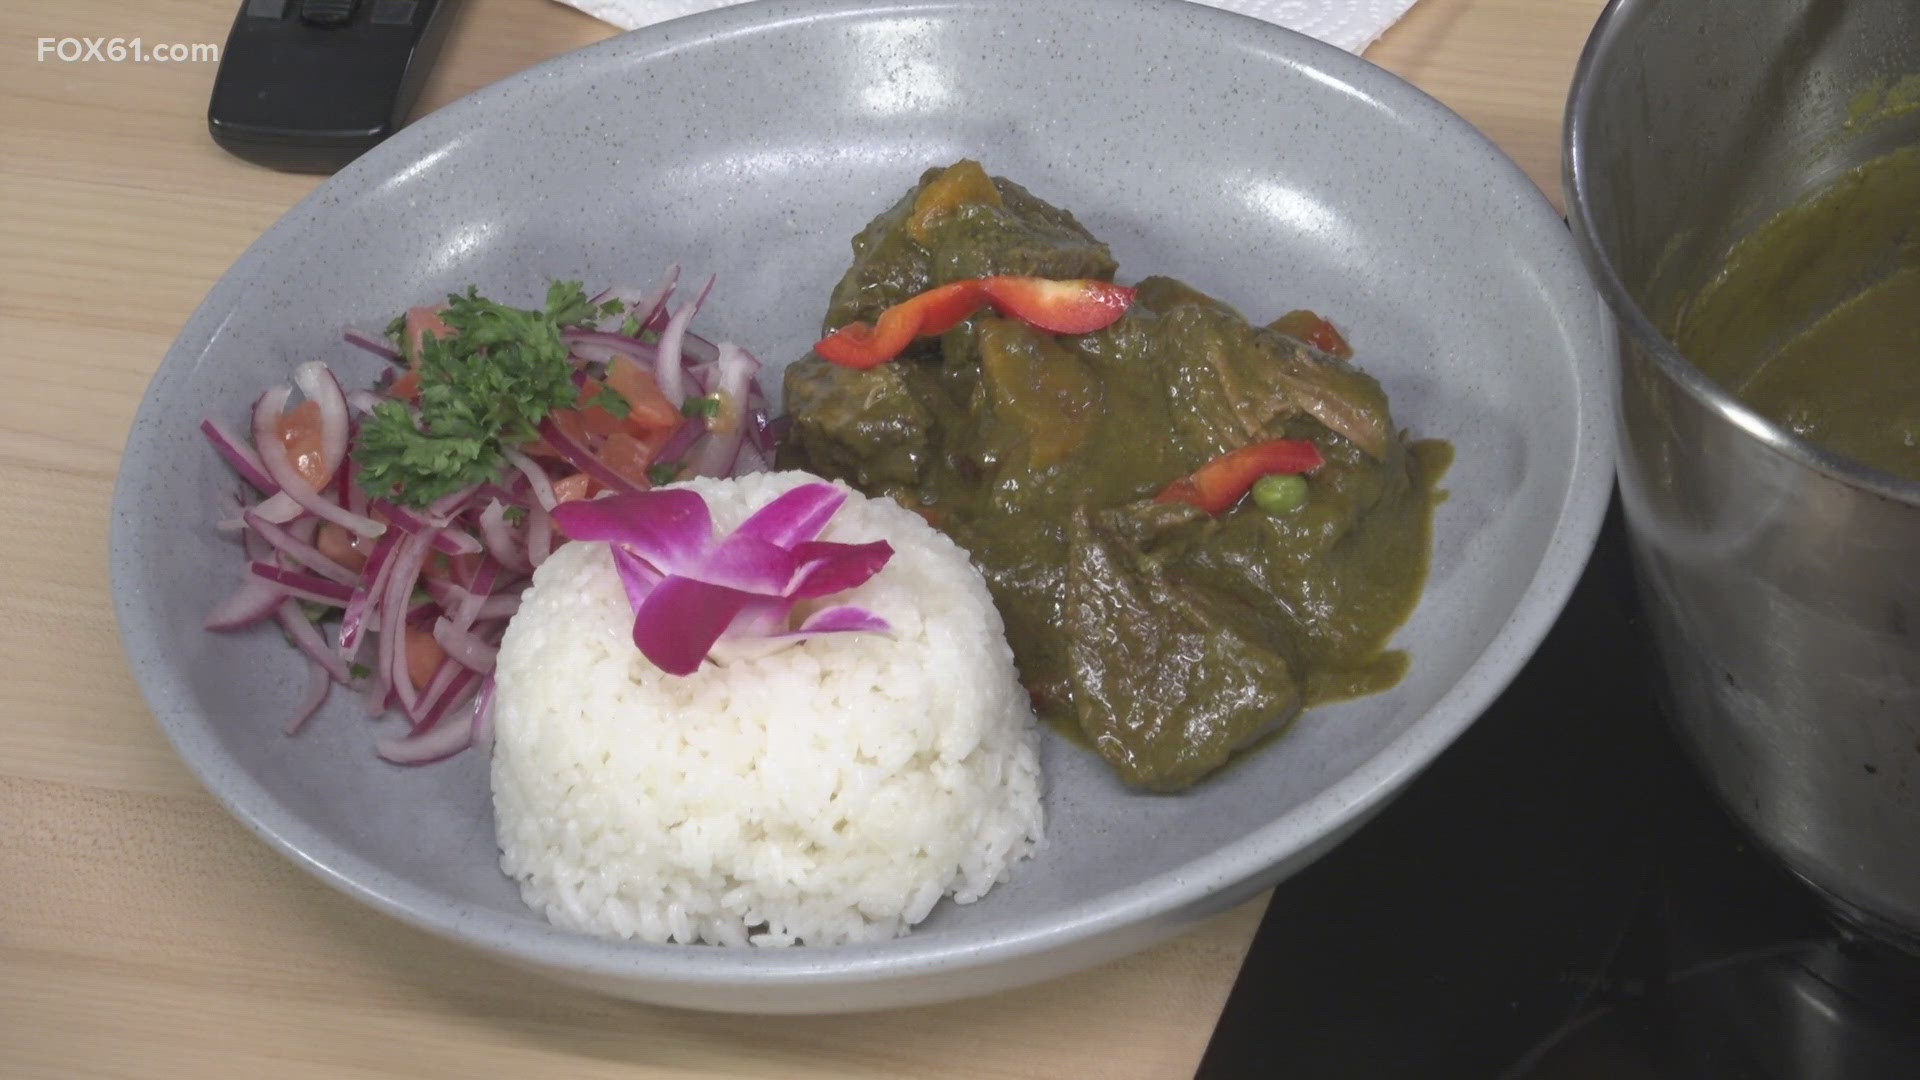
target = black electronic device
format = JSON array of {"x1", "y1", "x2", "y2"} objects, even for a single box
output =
[{"x1": 207, "y1": 0, "x2": 460, "y2": 172}]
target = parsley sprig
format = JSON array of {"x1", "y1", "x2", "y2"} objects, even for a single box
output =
[{"x1": 357, "y1": 281, "x2": 629, "y2": 507}]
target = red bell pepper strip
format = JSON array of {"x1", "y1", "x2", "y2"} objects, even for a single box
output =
[
  {"x1": 1153, "y1": 439, "x2": 1325, "y2": 515},
  {"x1": 979, "y1": 276, "x2": 1135, "y2": 334},
  {"x1": 1270, "y1": 309, "x2": 1353, "y2": 360},
  {"x1": 815, "y1": 276, "x2": 1135, "y2": 369}
]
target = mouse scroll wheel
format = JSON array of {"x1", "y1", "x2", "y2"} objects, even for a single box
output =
[{"x1": 300, "y1": 0, "x2": 357, "y2": 25}]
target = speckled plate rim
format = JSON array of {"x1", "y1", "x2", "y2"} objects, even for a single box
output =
[{"x1": 111, "y1": 0, "x2": 1615, "y2": 995}]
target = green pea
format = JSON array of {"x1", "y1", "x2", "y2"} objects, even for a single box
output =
[{"x1": 1251, "y1": 473, "x2": 1308, "y2": 514}]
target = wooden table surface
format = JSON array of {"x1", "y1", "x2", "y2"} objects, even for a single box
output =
[{"x1": 0, "y1": 0, "x2": 1606, "y2": 1075}]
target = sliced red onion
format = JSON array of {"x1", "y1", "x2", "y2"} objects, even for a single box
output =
[
  {"x1": 205, "y1": 573, "x2": 286, "y2": 630},
  {"x1": 201, "y1": 417, "x2": 278, "y2": 494},
  {"x1": 477, "y1": 499, "x2": 524, "y2": 570},
  {"x1": 293, "y1": 361, "x2": 350, "y2": 482},
  {"x1": 564, "y1": 331, "x2": 658, "y2": 367},
  {"x1": 253, "y1": 385, "x2": 386, "y2": 539},
  {"x1": 534, "y1": 416, "x2": 643, "y2": 496},
  {"x1": 469, "y1": 680, "x2": 497, "y2": 751},
  {"x1": 422, "y1": 574, "x2": 463, "y2": 611},
  {"x1": 591, "y1": 265, "x2": 679, "y2": 332},
  {"x1": 363, "y1": 646, "x2": 391, "y2": 718},
  {"x1": 368, "y1": 498, "x2": 483, "y2": 556},
  {"x1": 682, "y1": 360, "x2": 718, "y2": 398},
  {"x1": 375, "y1": 710, "x2": 474, "y2": 765},
  {"x1": 345, "y1": 389, "x2": 385, "y2": 415},
  {"x1": 285, "y1": 659, "x2": 332, "y2": 735},
  {"x1": 683, "y1": 342, "x2": 761, "y2": 478},
  {"x1": 472, "y1": 595, "x2": 520, "y2": 622},
  {"x1": 343, "y1": 328, "x2": 403, "y2": 364},
  {"x1": 425, "y1": 483, "x2": 480, "y2": 520},
  {"x1": 652, "y1": 414, "x2": 707, "y2": 469},
  {"x1": 762, "y1": 414, "x2": 793, "y2": 450},
  {"x1": 473, "y1": 481, "x2": 527, "y2": 509},
  {"x1": 734, "y1": 441, "x2": 771, "y2": 474},
  {"x1": 406, "y1": 655, "x2": 462, "y2": 726},
  {"x1": 417, "y1": 667, "x2": 481, "y2": 732},
  {"x1": 245, "y1": 510, "x2": 357, "y2": 585},
  {"x1": 500, "y1": 447, "x2": 558, "y2": 511},
  {"x1": 338, "y1": 530, "x2": 400, "y2": 654},
  {"x1": 336, "y1": 447, "x2": 355, "y2": 504},
  {"x1": 684, "y1": 333, "x2": 723, "y2": 369},
  {"x1": 652, "y1": 274, "x2": 715, "y2": 403},
  {"x1": 284, "y1": 515, "x2": 321, "y2": 545},
  {"x1": 381, "y1": 535, "x2": 432, "y2": 710},
  {"x1": 465, "y1": 553, "x2": 501, "y2": 600},
  {"x1": 275, "y1": 599, "x2": 352, "y2": 683},
  {"x1": 527, "y1": 500, "x2": 553, "y2": 569},
  {"x1": 249, "y1": 562, "x2": 355, "y2": 606},
  {"x1": 744, "y1": 407, "x2": 775, "y2": 459},
  {"x1": 254, "y1": 493, "x2": 305, "y2": 524},
  {"x1": 432, "y1": 616, "x2": 498, "y2": 672}
]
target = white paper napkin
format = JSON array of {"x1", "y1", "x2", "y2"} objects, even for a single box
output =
[{"x1": 557, "y1": 0, "x2": 1421, "y2": 54}]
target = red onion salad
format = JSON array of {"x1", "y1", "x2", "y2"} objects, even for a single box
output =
[{"x1": 200, "y1": 270, "x2": 778, "y2": 764}]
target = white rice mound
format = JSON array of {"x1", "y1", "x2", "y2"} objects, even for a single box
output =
[{"x1": 490, "y1": 470, "x2": 1044, "y2": 947}]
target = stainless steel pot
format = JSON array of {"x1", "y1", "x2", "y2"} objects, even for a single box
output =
[{"x1": 1565, "y1": 0, "x2": 1920, "y2": 949}]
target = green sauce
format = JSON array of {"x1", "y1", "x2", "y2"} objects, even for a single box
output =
[
  {"x1": 1674, "y1": 144, "x2": 1920, "y2": 479},
  {"x1": 783, "y1": 162, "x2": 1449, "y2": 790}
]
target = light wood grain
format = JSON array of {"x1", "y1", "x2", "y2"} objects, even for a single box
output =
[{"x1": 0, "y1": 0, "x2": 1605, "y2": 1076}]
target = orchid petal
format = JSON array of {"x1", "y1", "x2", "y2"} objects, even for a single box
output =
[
  {"x1": 726, "y1": 594, "x2": 798, "y2": 639},
  {"x1": 630, "y1": 575, "x2": 758, "y2": 676},
  {"x1": 567, "y1": 482, "x2": 895, "y2": 677},
  {"x1": 552, "y1": 489, "x2": 713, "y2": 569},
  {"x1": 786, "y1": 540, "x2": 895, "y2": 598},
  {"x1": 705, "y1": 605, "x2": 893, "y2": 666},
  {"x1": 797, "y1": 606, "x2": 892, "y2": 634},
  {"x1": 731, "y1": 482, "x2": 846, "y2": 548},
  {"x1": 682, "y1": 535, "x2": 795, "y2": 594},
  {"x1": 608, "y1": 546, "x2": 663, "y2": 613}
]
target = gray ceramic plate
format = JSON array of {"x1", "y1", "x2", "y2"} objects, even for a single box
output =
[{"x1": 111, "y1": 0, "x2": 1614, "y2": 1013}]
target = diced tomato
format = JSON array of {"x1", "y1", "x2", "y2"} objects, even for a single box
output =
[
  {"x1": 572, "y1": 384, "x2": 627, "y2": 440},
  {"x1": 404, "y1": 627, "x2": 445, "y2": 692},
  {"x1": 1154, "y1": 439, "x2": 1325, "y2": 515},
  {"x1": 277, "y1": 398, "x2": 333, "y2": 488},
  {"x1": 315, "y1": 522, "x2": 369, "y2": 571},
  {"x1": 551, "y1": 472, "x2": 593, "y2": 504},
  {"x1": 387, "y1": 368, "x2": 422, "y2": 402},
  {"x1": 598, "y1": 432, "x2": 657, "y2": 488},
  {"x1": 403, "y1": 306, "x2": 452, "y2": 366},
  {"x1": 604, "y1": 357, "x2": 683, "y2": 434}
]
